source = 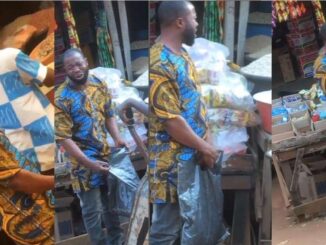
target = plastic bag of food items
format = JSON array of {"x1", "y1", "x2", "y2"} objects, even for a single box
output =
[
  {"x1": 201, "y1": 76, "x2": 255, "y2": 112},
  {"x1": 207, "y1": 108, "x2": 260, "y2": 128}
]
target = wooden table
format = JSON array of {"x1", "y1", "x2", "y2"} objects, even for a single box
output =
[
  {"x1": 272, "y1": 129, "x2": 326, "y2": 218},
  {"x1": 253, "y1": 128, "x2": 272, "y2": 245},
  {"x1": 222, "y1": 153, "x2": 256, "y2": 245}
]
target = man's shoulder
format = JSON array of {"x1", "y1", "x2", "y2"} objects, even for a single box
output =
[{"x1": 55, "y1": 80, "x2": 71, "y2": 101}]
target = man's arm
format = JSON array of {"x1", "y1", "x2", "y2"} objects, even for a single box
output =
[
  {"x1": 43, "y1": 65, "x2": 54, "y2": 87},
  {"x1": 58, "y1": 139, "x2": 109, "y2": 174},
  {"x1": 8, "y1": 170, "x2": 54, "y2": 194},
  {"x1": 105, "y1": 117, "x2": 125, "y2": 147},
  {"x1": 164, "y1": 116, "x2": 219, "y2": 168}
]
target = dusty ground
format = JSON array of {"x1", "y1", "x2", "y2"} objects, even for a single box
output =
[{"x1": 272, "y1": 178, "x2": 326, "y2": 245}]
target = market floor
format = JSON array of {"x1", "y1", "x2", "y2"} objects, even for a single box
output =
[{"x1": 272, "y1": 177, "x2": 326, "y2": 245}]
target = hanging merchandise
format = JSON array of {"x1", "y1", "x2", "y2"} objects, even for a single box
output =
[
  {"x1": 203, "y1": 1, "x2": 224, "y2": 43},
  {"x1": 61, "y1": 0, "x2": 80, "y2": 48},
  {"x1": 311, "y1": 0, "x2": 326, "y2": 28},
  {"x1": 96, "y1": 10, "x2": 115, "y2": 68},
  {"x1": 273, "y1": 0, "x2": 306, "y2": 23}
]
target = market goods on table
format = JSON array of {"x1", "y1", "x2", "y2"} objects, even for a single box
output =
[
  {"x1": 185, "y1": 38, "x2": 261, "y2": 160},
  {"x1": 272, "y1": 87, "x2": 326, "y2": 143}
]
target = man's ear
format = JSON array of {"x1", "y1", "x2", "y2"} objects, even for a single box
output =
[{"x1": 175, "y1": 18, "x2": 184, "y2": 29}]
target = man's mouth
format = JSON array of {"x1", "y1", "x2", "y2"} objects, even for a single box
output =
[{"x1": 74, "y1": 73, "x2": 84, "y2": 80}]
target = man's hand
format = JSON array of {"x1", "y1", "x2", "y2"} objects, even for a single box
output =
[
  {"x1": 91, "y1": 160, "x2": 110, "y2": 175},
  {"x1": 114, "y1": 138, "x2": 126, "y2": 148},
  {"x1": 197, "y1": 142, "x2": 220, "y2": 169}
]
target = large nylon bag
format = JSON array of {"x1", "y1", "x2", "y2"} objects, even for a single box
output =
[
  {"x1": 107, "y1": 147, "x2": 140, "y2": 220},
  {"x1": 178, "y1": 157, "x2": 228, "y2": 245}
]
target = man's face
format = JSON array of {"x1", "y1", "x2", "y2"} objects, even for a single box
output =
[
  {"x1": 63, "y1": 52, "x2": 89, "y2": 85},
  {"x1": 182, "y1": 4, "x2": 198, "y2": 46}
]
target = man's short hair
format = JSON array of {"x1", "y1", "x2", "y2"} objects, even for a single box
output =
[
  {"x1": 158, "y1": 1, "x2": 192, "y2": 27},
  {"x1": 62, "y1": 48, "x2": 84, "y2": 62},
  {"x1": 320, "y1": 23, "x2": 326, "y2": 43}
]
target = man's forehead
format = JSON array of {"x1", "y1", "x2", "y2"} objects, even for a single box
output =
[{"x1": 64, "y1": 52, "x2": 84, "y2": 63}]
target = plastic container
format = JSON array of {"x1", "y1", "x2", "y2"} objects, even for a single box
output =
[{"x1": 254, "y1": 90, "x2": 272, "y2": 133}]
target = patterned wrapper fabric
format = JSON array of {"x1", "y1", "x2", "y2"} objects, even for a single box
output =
[
  {"x1": 203, "y1": 0, "x2": 224, "y2": 43},
  {"x1": 96, "y1": 10, "x2": 115, "y2": 68},
  {"x1": 312, "y1": 0, "x2": 326, "y2": 28},
  {"x1": 62, "y1": 0, "x2": 80, "y2": 48}
]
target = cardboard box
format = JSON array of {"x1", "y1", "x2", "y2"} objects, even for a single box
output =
[
  {"x1": 282, "y1": 93, "x2": 302, "y2": 106},
  {"x1": 55, "y1": 208, "x2": 74, "y2": 242},
  {"x1": 314, "y1": 119, "x2": 326, "y2": 131},
  {"x1": 291, "y1": 40, "x2": 319, "y2": 56},
  {"x1": 272, "y1": 120, "x2": 295, "y2": 143},
  {"x1": 295, "y1": 51, "x2": 319, "y2": 78},
  {"x1": 278, "y1": 53, "x2": 296, "y2": 82},
  {"x1": 287, "y1": 15, "x2": 315, "y2": 33},
  {"x1": 286, "y1": 30, "x2": 316, "y2": 48},
  {"x1": 290, "y1": 110, "x2": 313, "y2": 134}
]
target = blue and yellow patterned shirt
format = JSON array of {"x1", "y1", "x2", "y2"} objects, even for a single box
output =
[
  {"x1": 149, "y1": 43, "x2": 208, "y2": 203},
  {"x1": 55, "y1": 74, "x2": 114, "y2": 193}
]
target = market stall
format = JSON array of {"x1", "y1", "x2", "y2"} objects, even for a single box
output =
[
  {"x1": 272, "y1": 93, "x2": 326, "y2": 218},
  {"x1": 272, "y1": 0, "x2": 326, "y2": 219}
]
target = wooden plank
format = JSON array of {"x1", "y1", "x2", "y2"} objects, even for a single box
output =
[
  {"x1": 277, "y1": 141, "x2": 326, "y2": 161},
  {"x1": 103, "y1": 1, "x2": 125, "y2": 77},
  {"x1": 118, "y1": 1, "x2": 133, "y2": 81},
  {"x1": 231, "y1": 191, "x2": 251, "y2": 245},
  {"x1": 292, "y1": 196, "x2": 326, "y2": 217},
  {"x1": 273, "y1": 129, "x2": 326, "y2": 152},
  {"x1": 280, "y1": 162, "x2": 293, "y2": 189},
  {"x1": 289, "y1": 148, "x2": 305, "y2": 206},
  {"x1": 236, "y1": 0, "x2": 249, "y2": 66},
  {"x1": 290, "y1": 148, "x2": 305, "y2": 192},
  {"x1": 272, "y1": 154, "x2": 291, "y2": 207},
  {"x1": 222, "y1": 175, "x2": 252, "y2": 190},
  {"x1": 259, "y1": 155, "x2": 272, "y2": 244},
  {"x1": 223, "y1": 0, "x2": 235, "y2": 61}
]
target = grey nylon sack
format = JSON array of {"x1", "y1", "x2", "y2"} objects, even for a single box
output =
[
  {"x1": 178, "y1": 157, "x2": 228, "y2": 245},
  {"x1": 107, "y1": 147, "x2": 140, "y2": 219}
]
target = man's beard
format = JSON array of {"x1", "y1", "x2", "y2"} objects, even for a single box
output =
[
  {"x1": 69, "y1": 70, "x2": 89, "y2": 85},
  {"x1": 182, "y1": 25, "x2": 195, "y2": 46}
]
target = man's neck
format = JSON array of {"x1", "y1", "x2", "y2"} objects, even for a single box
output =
[{"x1": 160, "y1": 29, "x2": 183, "y2": 55}]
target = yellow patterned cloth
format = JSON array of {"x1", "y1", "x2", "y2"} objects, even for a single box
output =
[
  {"x1": 55, "y1": 74, "x2": 114, "y2": 193},
  {"x1": 148, "y1": 43, "x2": 208, "y2": 204},
  {"x1": 314, "y1": 47, "x2": 326, "y2": 94},
  {"x1": 0, "y1": 134, "x2": 54, "y2": 245}
]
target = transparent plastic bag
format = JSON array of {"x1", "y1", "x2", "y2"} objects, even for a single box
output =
[
  {"x1": 90, "y1": 67, "x2": 122, "y2": 99},
  {"x1": 210, "y1": 127, "x2": 249, "y2": 161},
  {"x1": 201, "y1": 76, "x2": 255, "y2": 112},
  {"x1": 107, "y1": 147, "x2": 140, "y2": 219},
  {"x1": 178, "y1": 157, "x2": 228, "y2": 245},
  {"x1": 207, "y1": 108, "x2": 260, "y2": 128}
]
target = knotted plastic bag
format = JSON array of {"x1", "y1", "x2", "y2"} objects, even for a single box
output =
[
  {"x1": 107, "y1": 147, "x2": 140, "y2": 220},
  {"x1": 178, "y1": 157, "x2": 228, "y2": 245}
]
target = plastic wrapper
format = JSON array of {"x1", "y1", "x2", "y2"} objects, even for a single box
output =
[
  {"x1": 184, "y1": 38, "x2": 229, "y2": 84},
  {"x1": 207, "y1": 108, "x2": 260, "y2": 128},
  {"x1": 107, "y1": 147, "x2": 140, "y2": 221},
  {"x1": 209, "y1": 127, "x2": 248, "y2": 161},
  {"x1": 178, "y1": 157, "x2": 228, "y2": 244},
  {"x1": 90, "y1": 67, "x2": 122, "y2": 99},
  {"x1": 202, "y1": 80, "x2": 255, "y2": 112}
]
